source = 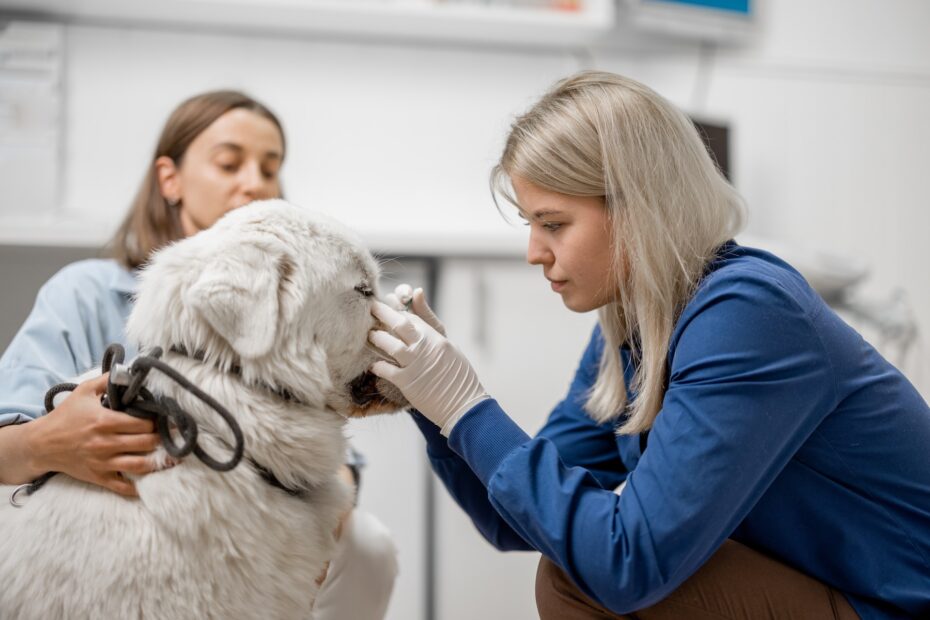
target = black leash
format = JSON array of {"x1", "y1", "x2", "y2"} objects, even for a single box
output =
[
  {"x1": 164, "y1": 345, "x2": 308, "y2": 497},
  {"x1": 169, "y1": 344, "x2": 302, "y2": 404},
  {"x1": 10, "y1": 343, "x2": 246, "y2": 506}
]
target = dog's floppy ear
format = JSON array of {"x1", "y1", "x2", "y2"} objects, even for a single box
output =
[{"x1": 184, "y1": 239, "x2": 295, "y2": 360}]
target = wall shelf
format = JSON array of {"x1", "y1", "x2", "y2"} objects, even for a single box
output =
[
  {"x1": 619, "y1": 0, "x2": 754, "y2": 43},
  {"x1": 0, "y1": 0, "x2": 617, "y2": 50}
]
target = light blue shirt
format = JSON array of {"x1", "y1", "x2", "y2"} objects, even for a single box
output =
[{"x1": 0, "y1": 259, "x2": 138, "y2": 426}]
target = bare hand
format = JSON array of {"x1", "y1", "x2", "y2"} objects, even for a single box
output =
[{"x1": 29, "y1": 373, "x2": 162, "y2": 496}]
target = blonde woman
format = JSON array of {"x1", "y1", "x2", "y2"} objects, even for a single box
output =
[{"x1": 369, "y1": 71, "x2": 930, "y2": 619}]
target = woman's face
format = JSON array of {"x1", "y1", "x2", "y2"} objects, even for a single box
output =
[
  {"x1": 157, "y1": 108, "x2": 284, "y2": 237},
  {"x1": 513, "y1": 175, "x2": 618, "y2": 313}
]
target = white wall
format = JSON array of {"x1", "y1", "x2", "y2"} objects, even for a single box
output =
[
  {"x1": 593, "y1": 0, "x2": 930, "y2": 393},
  {"x1": 46, "y1": 2, "x2": 930, "y2": 398},
  {"x1": 3, "y1": 1, "x2": 929, "y2": 618},
  {"x1": 59, "y1": 25, "x2": 580, "y2": 240}
]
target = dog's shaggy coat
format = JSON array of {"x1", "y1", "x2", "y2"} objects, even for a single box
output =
[{"x1": 0, "y1": 200, "x2": 404, "y2": 618}]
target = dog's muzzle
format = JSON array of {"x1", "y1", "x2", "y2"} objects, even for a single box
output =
[
  {"x1": 348, "y1": 371, "x2": 382, "y2": 407},
  {"x1": 346, "y1": 370, "x2": 408, "y2": 416}
]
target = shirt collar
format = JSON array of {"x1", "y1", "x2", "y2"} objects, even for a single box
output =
[{"x1": 110, "y1": 265, "x2": 139, "y2": 296}]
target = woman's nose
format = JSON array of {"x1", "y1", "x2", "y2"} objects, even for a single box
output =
[
  {"x1": 239, "y1": 162, "x2": 269, "y2": 198},
  {"x1": 526, "y1": 227, "x2": 552, "y2": 266}
]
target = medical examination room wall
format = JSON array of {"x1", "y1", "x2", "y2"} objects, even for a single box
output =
[{"x1": 1, "y1": 1, "x2": 928, "y2": 619}]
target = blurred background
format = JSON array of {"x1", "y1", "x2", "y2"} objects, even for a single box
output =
[{"x1": 0, "y1": 1, "x2": 927, "y2": 618}]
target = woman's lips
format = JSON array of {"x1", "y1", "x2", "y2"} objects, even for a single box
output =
[{"x1": 550, "y1": 280, "x2": 567, "y2": 292}]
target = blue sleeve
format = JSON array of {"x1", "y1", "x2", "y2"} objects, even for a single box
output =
[
  {"x1": 0, "y1": 263, "x2": 121, "y2": 427},
  {"x1": 411, "y1": 325, "x2": 627, "y2": 551},
  {"x1": 537, "y1": 325, "x2": 629, "y2": 491},
  {"x1": 449, "y1": 272, "x2": 837, "y2": 613},
  {"x1": 410, "y1": 411, "x2": 532, "y2": 551}
]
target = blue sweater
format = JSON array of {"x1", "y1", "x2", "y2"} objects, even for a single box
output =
[{"x1": 413, "y1": 243, "x2": 930, "y2": 619}]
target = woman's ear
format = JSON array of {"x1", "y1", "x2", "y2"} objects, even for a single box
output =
[{"x1": 155, "y1": 155, "x2": 181, "y2": 204}]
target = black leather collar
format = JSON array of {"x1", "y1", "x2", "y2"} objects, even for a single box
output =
[
  {"x1": 168, "y1": 345, "x2": 302, "y2": 404},
  {"x1": 249, "y1": 460, "x2": 308, "y2": 499}
]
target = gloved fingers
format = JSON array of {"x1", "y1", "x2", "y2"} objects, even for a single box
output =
[
  {"x1": 394, "y1": 283, "x2": 414, "y2": 306},
  {"x1": 368, "y1": 329, "x2": 413, "y2": 366},
  {"x1": 383, "y1": 293, "x2": 404, "y2": 311},
  {"x1": 369, "y1": 359, "x2": 401, "y2": 382},
  {"x1": 372, "y1": 301, "x2": 421, "y2": 345},
  {"x1": 410, "y1": 288, "x2": 445, "y2": 335},
  {"x1": 383, "y1": 284, "x2": 414, "y2": 311}
]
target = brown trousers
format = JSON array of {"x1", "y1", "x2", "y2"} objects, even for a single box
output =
[{"x1": 536, "y1": 539, "x2": 860, "y2": 620}]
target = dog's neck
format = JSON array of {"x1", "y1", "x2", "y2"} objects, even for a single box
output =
[
  {"x1": 142, "y1": 348, "x2": 347, "y2": 494},
  {"x1": 168, "y1": 344, "x2": 304, "y2": 405}
]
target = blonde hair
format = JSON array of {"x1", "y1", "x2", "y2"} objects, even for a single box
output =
[{"x1": 492, "y1": 71, "x2": 745, "y2": 434}]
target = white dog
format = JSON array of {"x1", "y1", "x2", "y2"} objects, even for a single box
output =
[{"x1": 0, "y1": 200, "x2": 406, "y2": 619}]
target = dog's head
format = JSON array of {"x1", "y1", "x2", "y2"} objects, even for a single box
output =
[{"x1": 127, "y1": 199, "x2": 407, "y2": 417}]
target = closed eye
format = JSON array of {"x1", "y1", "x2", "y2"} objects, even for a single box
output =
[
  {"x1": 522, "y1": 220, "x2": 562, "y2": 232},
  {"x1": 354, "y1": 284, "x2": 374, "y2": 297}
]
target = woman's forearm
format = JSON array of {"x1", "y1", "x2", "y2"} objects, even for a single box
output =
[{"x1": 0, "y1": 421, "x2": 45, "y2": 485}]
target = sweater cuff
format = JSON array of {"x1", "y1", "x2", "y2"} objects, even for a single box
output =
[
  {"x1": 448, "y1": 398, "x2": 530, "y2": 486},
  {"x1": 0, "y1": 412, "x2": 35, "y2": 428}
]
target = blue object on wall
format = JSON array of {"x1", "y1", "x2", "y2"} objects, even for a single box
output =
[{"x1": 650, "y1": 0, "x2": 750, "y2": 15}]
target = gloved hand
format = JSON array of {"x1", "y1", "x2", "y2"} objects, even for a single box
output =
[
  {"x1": 369, "y1": 297, "x2": 489, "y2": 436},
  {"x1": 383, "y1": 284, "x2": 445, "y2": 335}
]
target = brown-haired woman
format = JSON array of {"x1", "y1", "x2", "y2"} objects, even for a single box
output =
[{"x1": 0, "y1": 90, "x2": 398, "y2": 619}]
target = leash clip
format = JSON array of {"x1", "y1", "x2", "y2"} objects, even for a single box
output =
[
  {"x1": 9, "y1": 483, "x2": 31, "y2": 508},
  {"x1": 109, "y1": 362, "x2": 132, "y2": 387}
]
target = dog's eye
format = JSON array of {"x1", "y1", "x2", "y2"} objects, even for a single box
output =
[{"x1": 354, "y1": 284, "x2": 374, "y2": 297}]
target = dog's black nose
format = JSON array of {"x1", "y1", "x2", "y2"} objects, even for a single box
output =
[{"x1": 348, "y1": 372, "x2": 380, "y2": 406}]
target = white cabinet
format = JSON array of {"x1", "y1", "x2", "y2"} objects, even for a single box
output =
[
  {"x1": 434, "y1": 257, "x2": 597, "y2": 620},
  {"x1": 345, "y1": 257, "x2": 435, "y2": 620}
]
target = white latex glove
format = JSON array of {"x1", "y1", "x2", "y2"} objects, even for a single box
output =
[
  {"x1": 383, "y1": 285, "x2": 445, "y2": 335},
  {"x1": 369, "y1": 300, "x2": 488, "y2": 436}
]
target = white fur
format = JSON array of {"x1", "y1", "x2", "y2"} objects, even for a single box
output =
[{"x1": 0, "y1": 200, "x2": 404, "y2": 619}]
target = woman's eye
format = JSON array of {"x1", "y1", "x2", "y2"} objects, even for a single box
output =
[
  {"x1": 354, "y1": 285, "x2": 374, "y2": 297},
  {"x1": 218, "y1": 162, "x2": 238, "y2": 173},
  {"x1": 522, "y1": 221, "x2": 561, "y2": 232},
  {"x1": 261, "y1": 161, "x2": 281, "y2": 180}
]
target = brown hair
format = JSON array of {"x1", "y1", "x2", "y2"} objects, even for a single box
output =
[{"x1": 106, "y1": 90, "x2": 286, "y2": 269}]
